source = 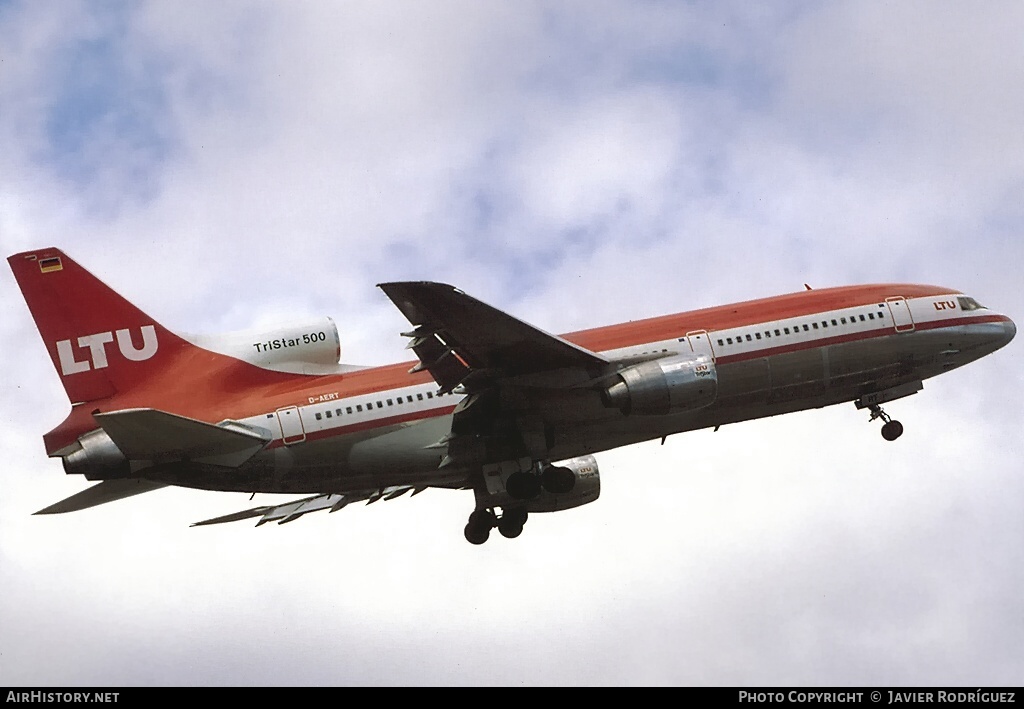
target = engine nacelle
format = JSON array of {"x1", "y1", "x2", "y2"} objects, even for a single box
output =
[
  {"x1": 525, "y1": 455, "x2": 601, "y2": 513},
  {"x1": 63, "y1": 429, "x2": 131, "y2": 480},
  {"x1": 604, "y1": 354, "x2": 717, "y2": 415},
  {"x1": 188, "y1": 317, "x2": 342, "y2": 371},
  {"x1": 481, "y1": 456, "x2": 600, "y2": 512}
]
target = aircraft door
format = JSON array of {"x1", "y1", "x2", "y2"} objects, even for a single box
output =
[
  {"x1": 275, "y1": 406, "x2": 306, "y2": 445},
  {"x1": 886, "y1": 297, "x2": 915, "y2": 333},
  {"x1": 684, "y1": 330, "x2": 716, "y2": 361}
]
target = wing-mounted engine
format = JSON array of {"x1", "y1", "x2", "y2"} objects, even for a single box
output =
[
  {"x1": 524, "y1": 456, "x2": 600, "y2": 513},
  {"x1": 477, "y1": 455, "x2": 600, "y2": 511},
  {"x1": 462, "y1": 455, "x2": 600, "y2": 544},
  {"x1": 187, "y1": 317, "x2": 347, "y2": 373},
  {"x1": 602, "y1": 354, "x2": 717, "y2": 415}
]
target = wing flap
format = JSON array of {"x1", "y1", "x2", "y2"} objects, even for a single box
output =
[
  {"x1": 94, "y1": 408, "x2": 271, "y2": 467},
  {"x1": 191, "y1": 486, "x2": 423, "y2": 527}
]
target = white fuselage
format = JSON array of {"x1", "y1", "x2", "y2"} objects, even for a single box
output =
[{"x1": 141, "y1": 290, "x2": 1014, "y2": 495}]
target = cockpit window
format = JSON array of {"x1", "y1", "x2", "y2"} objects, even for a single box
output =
[{"x1": 958, "y1": 296, "x2": 986, "y2": 311}]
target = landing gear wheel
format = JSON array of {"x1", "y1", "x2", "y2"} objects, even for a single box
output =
[
  {"x1": 465, "y1": 509, "x2": 496, "y2": 545},
  {"x1": 497, "y1": 508, "x2": 528, "y2": 538},
  {"x1": 881, "y1": 420, "x2": 904, "y2": 441},
  {"x1": 498, "y1": 520, "x2": 524, "y2": 538},
  {"x1": 868, "y1": 403, "x2": 904, "y2": 441},
  {"x1": 464, "y1": 523, "x2": 490, "y2": 545}
]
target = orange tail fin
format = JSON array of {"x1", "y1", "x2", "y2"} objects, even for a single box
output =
[{"x1": 8, "y1": 248, "x2": 187, "y2": 404}]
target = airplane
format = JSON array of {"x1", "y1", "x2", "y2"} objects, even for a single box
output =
[{"x1": 8, "y1": 247, "x2": 1016, "y2": 544}]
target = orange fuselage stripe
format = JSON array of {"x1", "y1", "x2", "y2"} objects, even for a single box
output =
[
  {"x1": 48, "y1": 283, "x2": 993, "y2": 454},
  {"x1": 113, "y1": 284, "x2": 967, "y2": 418}
]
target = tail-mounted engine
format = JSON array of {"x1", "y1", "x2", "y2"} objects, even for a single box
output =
[
  {"x1": 188, "y1": 317, "x2": 343, "y2": 372},
  {"x1": 62, "y1": 429, "x2": 131, "y2": 480},
  {"x1": 603, "y1": 354, "x2": 717, "y2": 415}
]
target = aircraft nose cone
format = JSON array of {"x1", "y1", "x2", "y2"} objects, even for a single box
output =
[{"x1": 1004, "y1": 318, "x2": 1017, "y2": 345}]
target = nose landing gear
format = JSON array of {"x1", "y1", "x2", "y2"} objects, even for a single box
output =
[
  {"x1": 868, "y1": 404, "x2": 904, "y2": 441},
  {"x1": 854, "y1": 381, "x2": 921, "y2": 442}
]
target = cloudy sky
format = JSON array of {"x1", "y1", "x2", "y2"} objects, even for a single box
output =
[{"x1": 1, "y1": 1, "x2": 1022, "y2": 686}]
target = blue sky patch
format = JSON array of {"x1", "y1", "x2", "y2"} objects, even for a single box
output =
[{"x1": 39, "y1": 5, "x2": 174, "y2": 204}]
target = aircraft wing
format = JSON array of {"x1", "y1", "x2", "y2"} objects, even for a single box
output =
[
  {"x1": 378, "y1": 281, "x2": 608, "y2": 393},
  {"x1": 191, "y1": 486, "x2": 424, "y2": 527}
]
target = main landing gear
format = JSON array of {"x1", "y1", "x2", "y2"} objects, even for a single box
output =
[
  {"x1": 462, "y1": 458, "x2": 589, "y2": 544},
  {"x1": 868, "y1": 404, "x2": 904, "y2": 441},
  {"x1": 464, "y1": 507, "x2": 528, "y2": 545}
]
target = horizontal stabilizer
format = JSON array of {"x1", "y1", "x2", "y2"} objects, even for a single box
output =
[
  {"x1": 192, "y1": 486, "x2": 423, "y2": 527},
  {"x1": 35, "y1": 478, "x2": 167, "y2": 515},
  {"x1": 94, "y1": 408, "x2": 271, "y2": 467}
]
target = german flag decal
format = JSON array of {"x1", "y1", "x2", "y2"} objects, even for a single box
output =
[{"x1": 39, "y1": 256, "x2": 63, "y2": 273}]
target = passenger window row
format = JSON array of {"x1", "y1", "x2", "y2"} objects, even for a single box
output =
[
  {"x1": 716, "y1": 304, "x2": 889, "y2": 348},
  {"x1": 312, "y1": 389, "x2": 452, "y2": 422}
]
